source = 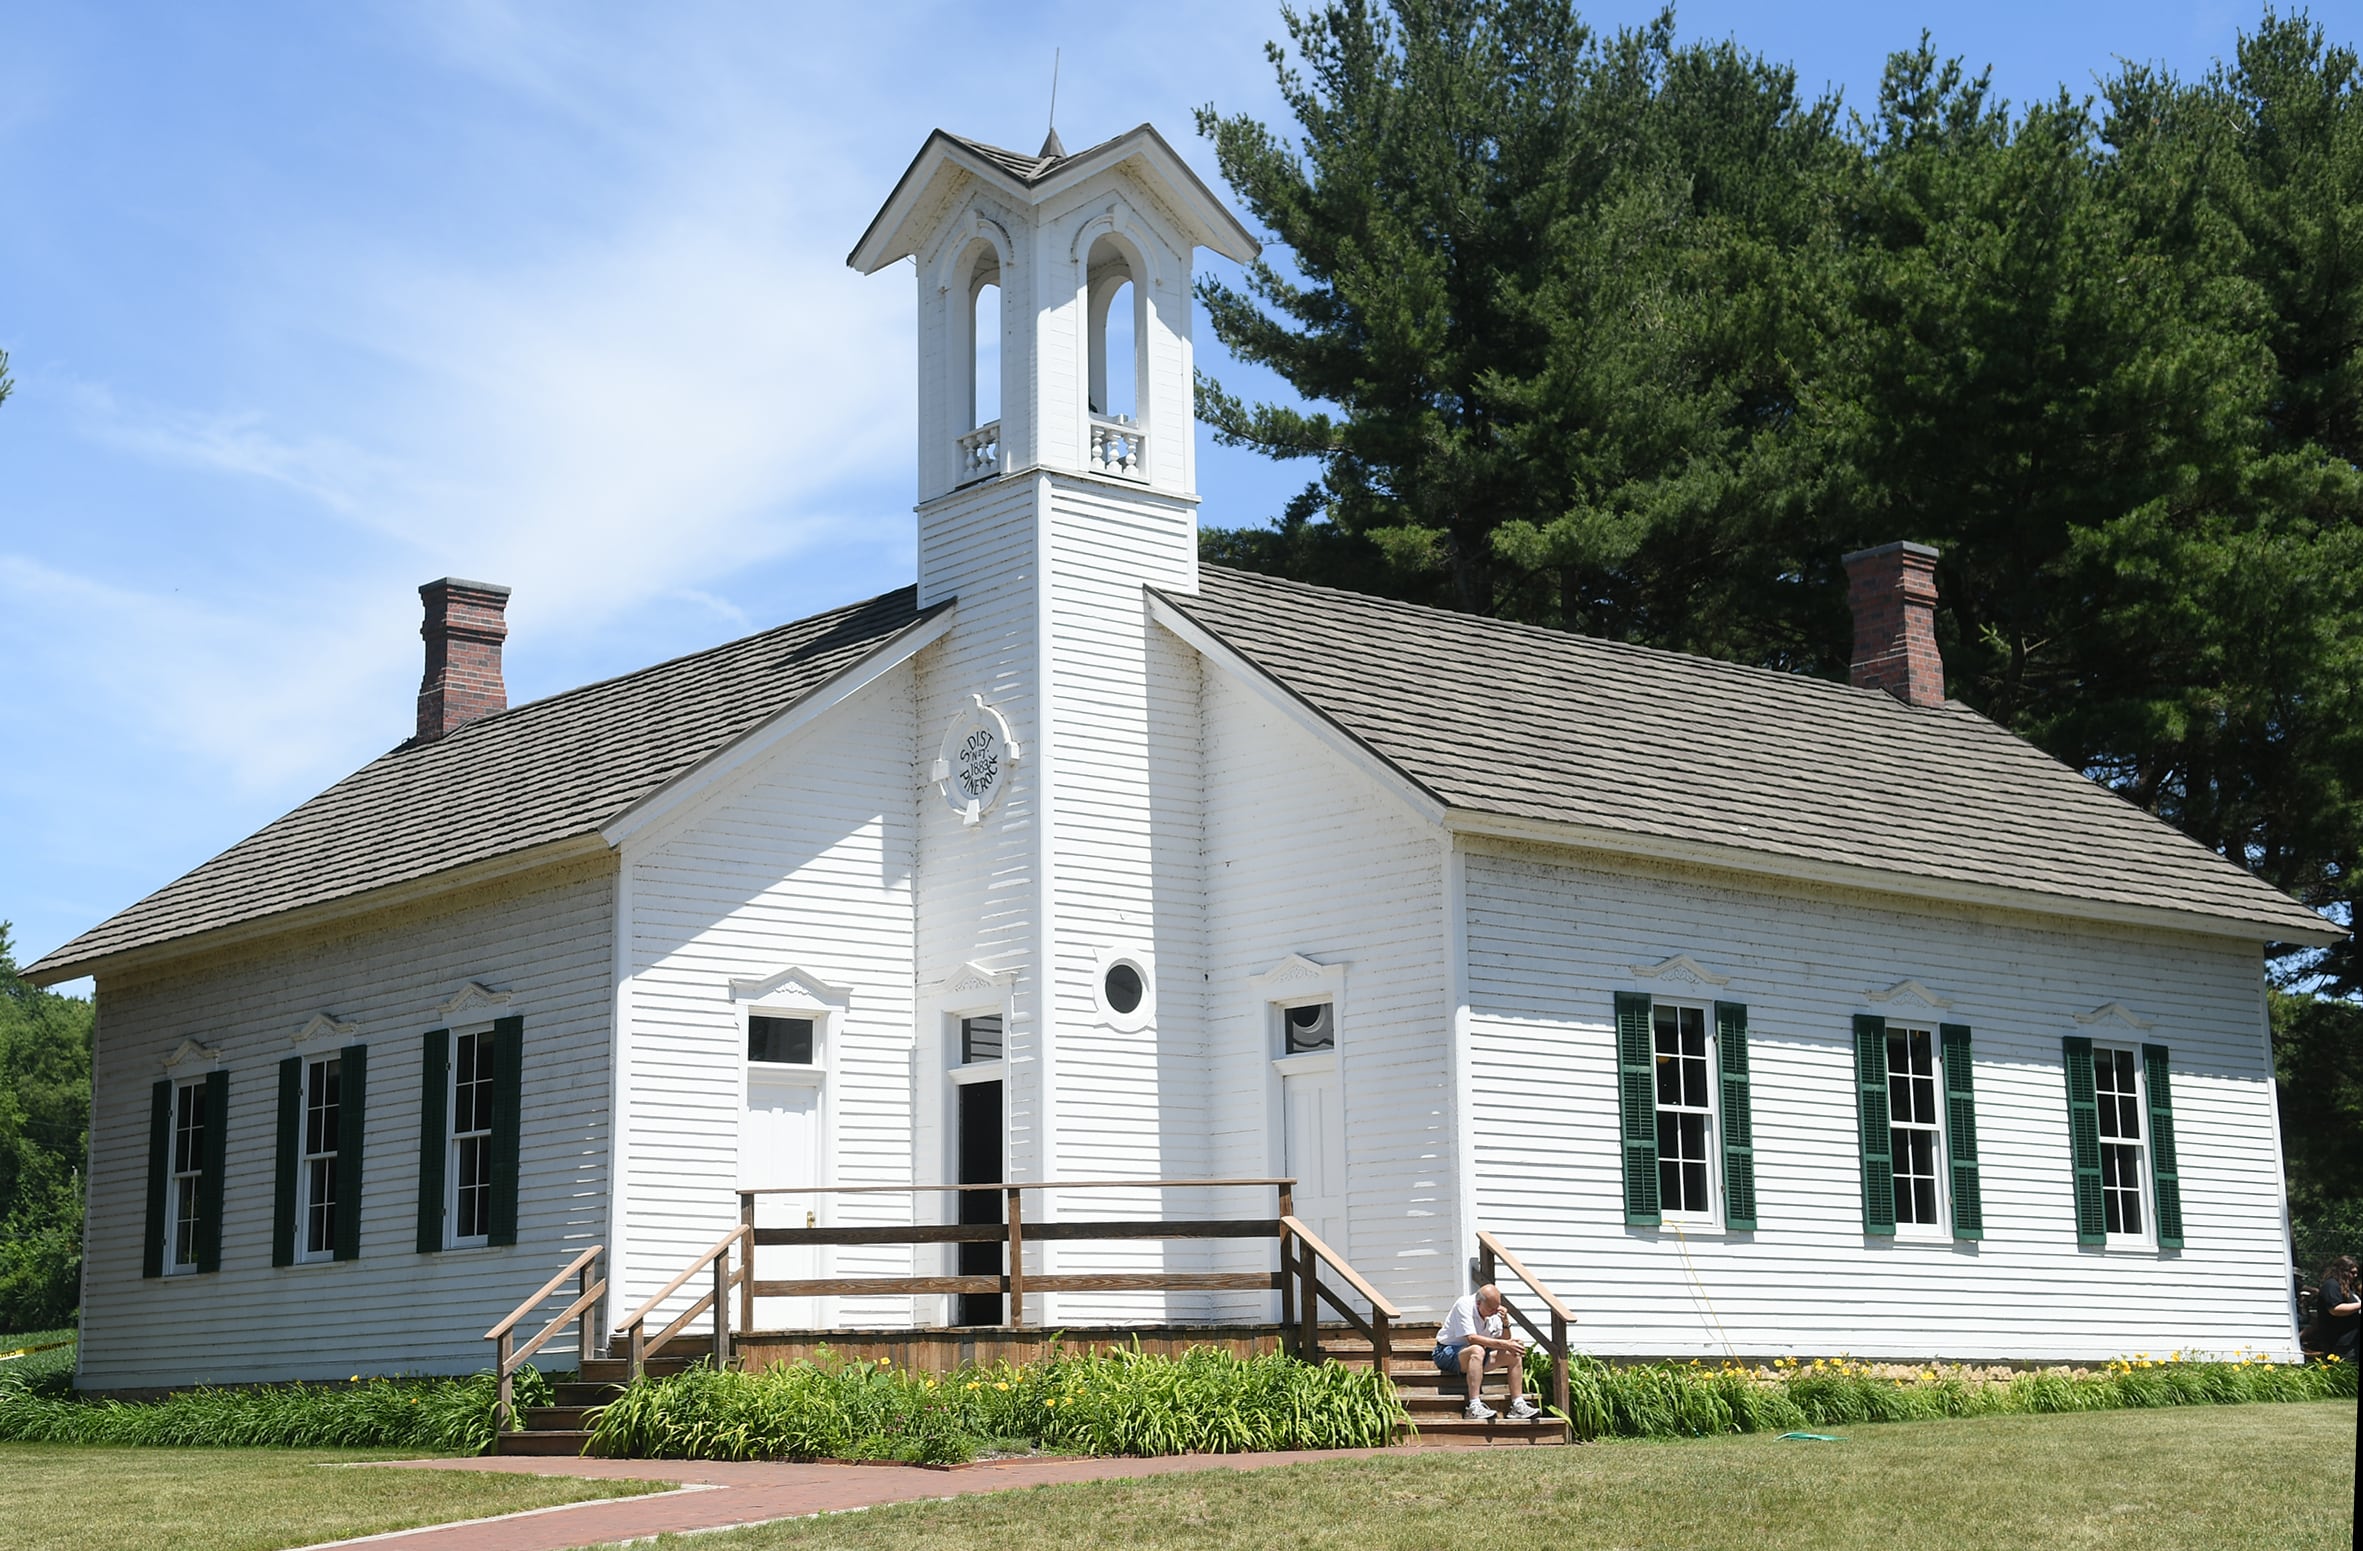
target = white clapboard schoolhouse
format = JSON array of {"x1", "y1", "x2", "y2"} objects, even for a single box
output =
[{"x1": 34, "y1": 123, "x2": 2336, "y2": 1400}]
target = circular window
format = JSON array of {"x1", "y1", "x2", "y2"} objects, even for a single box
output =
[{"x1": 1103, "y1": 961, "x2": 1145, "y2": 1015}]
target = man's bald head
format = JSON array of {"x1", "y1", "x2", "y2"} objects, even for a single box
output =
[{"x1": 1476, "y1": 1283, "x2": 1503, "y2": 1312}]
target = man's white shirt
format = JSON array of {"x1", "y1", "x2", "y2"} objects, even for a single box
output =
[{"x1": 1437, "y1": 1292, "x2": 1507, "y2": 1346}]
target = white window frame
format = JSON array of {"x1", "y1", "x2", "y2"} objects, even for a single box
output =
[
  {"x1": 1651, "y1": 1000, "x2": 1721, "y2": 1227},
  {"x1": 164, "y1": 1076, "x2": 208, "y2": 1276},
  {"x1": 295, "y1": 1053, "x2": 342, "y2": 1264},
  {"x1": 2091, "y1": 1041, "x2": 2153, "y2": 1248},
  {"x1": 1885, "y1": 1025, "x2": 1949, "y2": 1238},
  {"x1": 447, "y1": 1022, "x2": 497, "y2": 1250}
]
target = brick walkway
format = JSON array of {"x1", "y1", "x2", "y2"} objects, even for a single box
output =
[{"x1": 309, "y1": 1447, "x2": 1437, "y2": 1550}]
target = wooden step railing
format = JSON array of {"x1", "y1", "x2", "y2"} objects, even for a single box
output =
[
  {"x1": 1475, "y1": 1228, "x2": 1576, "y2": 1425},
  {"x1": 1280, "y1": 1213, "x2": 1400, "y2": 1368},
  {"x1": 483, "y1": 1244, "x2": 604, "y2": 1430},
  {"x1": 615, "y1": 1223, "x2": 749, "y2": 1381}
]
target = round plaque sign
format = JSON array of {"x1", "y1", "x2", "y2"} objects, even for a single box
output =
[{"x1": 934, "y1": 695, "x2": 1020, "y2": 825}]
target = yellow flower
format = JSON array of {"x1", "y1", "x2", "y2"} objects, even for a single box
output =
[
  {"x1": 994, "y1": 1381, "x2": 1010, "y2": 1391},
  {"x1": 349, "y1": 1375, "x2": 360, "y2": 1383},
  {"x1": 1044, "y1": 1399, "x2": 1056, "y2": 1409},
  {"x1": 965, "y1": 1381, "x2": 981, "y2": 1390}
]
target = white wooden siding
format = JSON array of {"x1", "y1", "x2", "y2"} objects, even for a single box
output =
[
  {"x1": 1198, "y1": 665, "x2": 1456, "y2": 1319},
  {"x1": 1462, "y1": 839, "x2": 2298, "y2": 1361},
  {"x1": 79, "y1": 857, "x2": 614, "y2": 1388},
  {"x1": 1033, "y1": 476, "x2": 1211, "y2": 1319},
  {"x1": 619, "y1": 671, "x2": 920, "y2": 1329}
]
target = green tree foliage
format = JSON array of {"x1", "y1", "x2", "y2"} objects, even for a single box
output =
[
  {"x1": 0, "y1": 924, "x2": 93, "y2": 1331},
  {"x1": 1834, "y1": 24, "x2": 2363, "y2": 985},
  {"x1": 1197, "y1": 3, "x2": 2358, "y2": 982},
  {"x1": 0, "y1": 347, "x2": 13, "y2": 407},
  {"x1": 2272, "y1": 990, "x2": 2363, "y2": 1271},
  {"x1": 1196, "y1": 1, "x2": 1850, "y2": 659},
  {"x1": 1200, "y1": 3, "x2": 2359, "y2": 1231}
]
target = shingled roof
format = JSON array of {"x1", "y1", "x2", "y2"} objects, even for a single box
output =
[
  {"x1": 1161, "y1": 567, "x2": 2331, "y2": 943},
  {"x1": 28, "y1": 587, "x2": 939, "y2": 982}
]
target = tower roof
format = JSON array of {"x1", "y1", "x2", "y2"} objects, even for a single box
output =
[{"x1": 848, "y1": 122, "x2": 1260, "y2": 273}]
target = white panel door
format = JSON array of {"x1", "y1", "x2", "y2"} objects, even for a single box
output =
[
  {"x1": 1282, "y1": 1062, "x2": 1348, "y2": 1258},
  {"x1": 741, "y1": 1069, "x2": 823, "y2": 1330}
]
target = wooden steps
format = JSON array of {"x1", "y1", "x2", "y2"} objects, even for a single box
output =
[
  {"x1": 1317, "y1": 1322, "x2": 1568, "y2": 1446},
  {"x1": 492, "y1": 1337, "x2": 711, "y2": 1456}
]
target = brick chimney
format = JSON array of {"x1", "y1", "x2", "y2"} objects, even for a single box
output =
[
  {"x1": 415, "y1": 578, "x2": 511, "y2": 741},
  {"x1": 1841, "y1": 541, "x2": 1945, "y2": 707}
]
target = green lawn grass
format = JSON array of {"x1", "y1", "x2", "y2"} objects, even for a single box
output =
[
  {"x1": 647, "y1": 1401, "x2": 2359, "y2": 1551},
  {"x1": 0, "y1": 1443, "x2": 671, "y2": 1551}
]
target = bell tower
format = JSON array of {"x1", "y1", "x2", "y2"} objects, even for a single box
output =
[
  {"x1": 849, "y1": 124, "x2": 1259, "y2": 604},
  {"x1": 852, "y1": 127, "x2": 1256, "y2": 1268}
]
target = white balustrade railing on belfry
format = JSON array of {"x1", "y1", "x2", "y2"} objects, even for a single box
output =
[
  {"x1": 1089, "y1": 418, "x2": 1146, "y2": 478},
  {"x1": 957, "y1": 421, "x2": 1002, "y2": 483}
]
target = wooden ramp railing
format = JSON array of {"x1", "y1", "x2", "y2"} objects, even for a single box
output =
[
  {"x1": 732, "y1": 1176, "x2": 1402, "y2": 1359},
  {"x1": 1475, "y1": 1228, "x2": 1577, "y2": 1425},
  {"x1": 482, "y1": 1179, "x2": 1414, "y2": 1412},
  {"x1": 483, "y1": 1244, "x2": 603, "y2": 1430}
]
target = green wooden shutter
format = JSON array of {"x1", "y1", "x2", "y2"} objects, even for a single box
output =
[
  {"x1": 335, "y1": 1044, "x2": 367, "y2": 1262},
  {"x1": 489, "y1": 1014, "x2": 523, "y2": 1247},
  {"x1": 2062, "y1": 1036, "x2": 2106, "y2": 1246},
  {"x1": 1854, "y1": 1015, "x2": 1895, "y2": 1235},
  {"x1": 416, "y1": 1030, "x2": 449, "y2": 1254},
  {"x1": 143, "y1": 1080, "x2": 170, "y2": 1279},
  {"x1": 2142, "y1": 1044, "x2": 2184, "y2": 1249},
  {"x1": 1614, "y1": 993, "x2": 1660, "y2": 1227},
  {"x1": 197, "y1": 1070, "x2": 228, "y2": 1273},
  {"x1": 1716, "y1": 1002, "x2": 1757, "y2": 1230},
  {"x1": 1938, "y1": 1025, "x2": 1983, "y2": 1240},
  {"x1": 273, "y1": 1057, "x2": 300, "y2": 1267}
]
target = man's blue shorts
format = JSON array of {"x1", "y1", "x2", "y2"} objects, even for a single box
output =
[{"x1": 1433, "y1": 1341, "x2": 1469, "y2": 1371}]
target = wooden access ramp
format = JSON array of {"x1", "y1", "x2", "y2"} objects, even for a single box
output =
[{"x1": 483, "y1": 1184, "x2": 1576, "y2": 1453}]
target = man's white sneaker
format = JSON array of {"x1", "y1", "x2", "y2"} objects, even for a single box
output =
[
  {"x1": 1507, "y1": 1397, "x2": 1542, "y2": 1420},
  {"x1": 1464, "y1": 1399, "x2": 1498, "y2": 1421}
]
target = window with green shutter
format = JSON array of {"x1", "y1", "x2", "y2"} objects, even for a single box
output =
[
  {"x1": 143, "y1": 1081, "x2": 170, "y2": 1279},
  {"x1": 273, "y1": 1057, "x2": 300, "y2": 1267},
  {"x1": 489, "y1": 1015, "x2": 523, "y2": 1247},
  {"x1": 1854, "y1": 1015, "x2": 1895, "y2": 1235},
  {"x1": 334, "y1": 1043, "x2": 366, "y2": 1262},
  {"x1": 1614, "y1": 993, "x2": 1660, "y2": 1227},
  {"x1": 1716, "y1": 1002, "x2": 1757, "y2": 1231},
  {"x1": 154, "y1": 1073, "x2": 224, "y2": 1278},
  {"x1": 416, "y1": 1029, "x2": 449, "y2": 1254},
  {"x1": 1939, "y1": 1025, "x2": 1983, "y2": 1240},
  {"x1": 2141, "y1": 1044, "x2": 2183, "y2": 1250},
  {"x1": 196, "y1": 1070, "x2": 227, "y2": 1274},
  {"x1": 2061, "y1": 1036, "x2": 2107, "y2": 1245}
]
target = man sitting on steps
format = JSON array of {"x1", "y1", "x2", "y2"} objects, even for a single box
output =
[{"x1": 1435, "y1": 1283, "x2": 1539, "y2": 1421}]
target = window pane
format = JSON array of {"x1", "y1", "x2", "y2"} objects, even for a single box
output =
[
  {"x1": 307, "y1": 1158, "x2": 336, "y2": 1254},
  {"x1": 960, "y1": 1014, "x2": 1005, "y2": 1063},
  {"x1": 748, "y1": 1015, "x2": 815, "y2": 1065},
  {"x1": 1282, "y1": 1003, "x2": 1334, "y2": 1054}
]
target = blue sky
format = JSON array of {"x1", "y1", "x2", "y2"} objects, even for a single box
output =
[{"x1": 0, "y1": 0, "x2": 2321, "y2": 982}]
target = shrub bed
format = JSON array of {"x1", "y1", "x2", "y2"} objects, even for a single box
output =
[
  {"x1": 586, "y1": 1345, "x2": 1404, "y2": 1464},
  {"x1": 1534, "y1": 1351, "x2": 2357, "y2": 1441},
  {"x1": 0, "y1": 1362, "x2": 546, "y2": 1455}
]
